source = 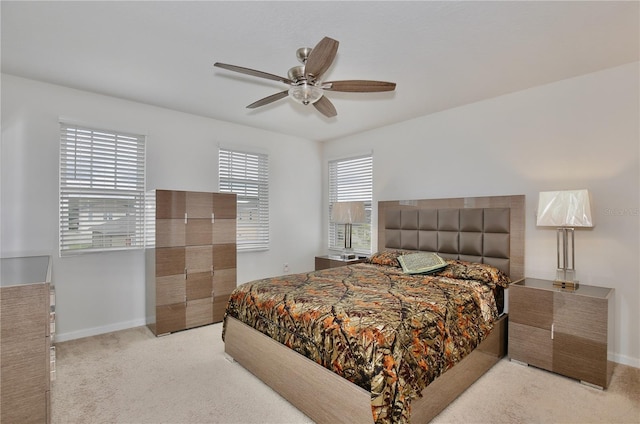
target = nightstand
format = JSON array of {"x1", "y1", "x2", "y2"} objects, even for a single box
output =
[
  {"x1": 315, "y1": 255, "x2": 366, "y2": 271},
  {"x1": 508, "y1": 278, "x2": 613, "y2": 388}
]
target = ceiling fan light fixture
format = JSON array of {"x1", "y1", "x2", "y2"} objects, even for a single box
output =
[{"x1": 288, "y1": 83, "x2": 323, "y2": 105}]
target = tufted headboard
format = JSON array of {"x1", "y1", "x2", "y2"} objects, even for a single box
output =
[{"x1": 378, "y1": 195, "x2": 524, "y2": 281}]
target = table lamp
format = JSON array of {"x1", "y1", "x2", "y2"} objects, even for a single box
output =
[
  {"x1": 330, "y1": 201, "x2": 366, "y2": 259},
  {"x1": 537, "y1": 189, "x2": 593, "y2": 289}
]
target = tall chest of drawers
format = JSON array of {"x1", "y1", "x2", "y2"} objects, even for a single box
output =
[
  {"x1": 508, "y1": 278, "x2": 613, "y2": 388},
  {"x1": 145, "y1": 190, "x2": 237, "y2": 336}
]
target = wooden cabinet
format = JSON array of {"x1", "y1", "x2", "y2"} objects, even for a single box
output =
[
  {"x1": 508, "y1": 278, "x2": 613, "y2": 388},
  {"x1": 1, "y1": 256, "x2": 54, "y2": 424},
  {"x1": 315, "y1": 255, "x2": 366, "y2": 271},
  {"x1": 146, "y1": 190, "x2": 236, "y2": 336}
]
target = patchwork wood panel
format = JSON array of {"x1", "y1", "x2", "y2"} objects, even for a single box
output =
[
  {"x1": 554, "y1": 332, "x2": 608, "y2": 387},
  {"x1": 212, "y1": 193, "x2": 237, "y2": 219},
  {"x1": 156, "y1": 274, "x2": 186, "y2": 306},
  {"x1": 213, "y1": 295, "x2": 230, "y2": 323},
  {"x1": 1, "y1": 284, "x2": 48, "y2": 341},
  {"x1": 186, "y1": 298, "x2": 214, "y2": 328},
  {"x1": 156, "y1": 303, "x2": 186, "y2": 335},
  {"x1": 156, "y1": 219, "x2": 185, "y2": 247},
  {"x1": 508, "y1": 322, "x2": 553, "y2": 370},
  {"x1": 213, "y1": 268, "x2": 236, "y2": 291},
  {"x1": 155, "y1": 247, "x2": 185, "y2": 277},
  {"x1": 554, "y1": 292, "x2": 607, "y2": 343},
  {"x1": 186, "y1": 272, "x2": 213, "y2": 301},
  {"x1": 186, "y1": 219, "x2": 213, "y2": 246},
  {"x1": 212, "y1": 219, "x2": 236, "y2": 244},
  {"x1": 508, "y1": 284, "x2": 553, "y2": 329},
  {"x1": 186, "y1": 245, "x2": 213, "y2": 273},
  {"x1": 186, "y1": 191, "x2": 213, "y2": 218},
  {"x1": 148, "y1": 190, "x2": 236, "y2": 335},
  {"x1": 212, "y1": 243, "x2": 236, "y2": 269},
  {"x1": 156, "y1": 190, "x2": 186, "y2": 219}
]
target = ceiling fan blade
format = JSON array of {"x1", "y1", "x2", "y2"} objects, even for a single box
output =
[
  {"x1": 246, "y1": 90, "x2": 290, "y2": 109},
  {"x1": 324, "y1": 80, "x2": 396, "y2": 92},
  {"x1": 304, "y1": 37, "x2": 339, "y2": 80},
  {"x1": 214, "y1": 62, "x2": 293, "y2": 85},
  {"x1": 313, "y1": 96, "x2": 337, "y2": 118}
]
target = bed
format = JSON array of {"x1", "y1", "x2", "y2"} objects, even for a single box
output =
[{"x1": 223, "y1": 195, "x2": 524, "y2": 423}]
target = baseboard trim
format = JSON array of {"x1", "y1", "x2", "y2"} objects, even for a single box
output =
[
  {"x1": 609, "y1": 352, "x2": 640, "y2": 369},
  {"x1": 54, "y1": 321, "x2": 640, "y2": 370},
  {"x1": 54, "y1": 318, "x2": 147, "y2": 342}
]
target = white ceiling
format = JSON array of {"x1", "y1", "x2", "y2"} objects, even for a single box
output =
[{"x1": 2, "y1": 1, "x2": 638, "y2": 142}]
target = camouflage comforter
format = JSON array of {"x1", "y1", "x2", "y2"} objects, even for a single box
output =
[{"x1": 223, "y1": 257, "x2": 509, "y2": 423}]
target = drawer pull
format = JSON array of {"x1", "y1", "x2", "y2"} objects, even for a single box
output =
[{"x1": 551, "y1": 323, "x2": 555, "y2": 340}]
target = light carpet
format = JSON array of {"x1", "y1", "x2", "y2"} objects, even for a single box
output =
[{"x1": 52, "y1": 323, "x2": 639, "y2": 424}]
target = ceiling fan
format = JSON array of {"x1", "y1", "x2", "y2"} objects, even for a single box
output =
[{"x1": 213, "y1": 36, "x2": 396, "y2": 118}]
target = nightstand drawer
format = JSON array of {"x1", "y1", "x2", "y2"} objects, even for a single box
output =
[
  {"x1": 554, "y1": 293, "x2": 608, "y2": 343},
  {"x1": 554, "y1": 331, "x2": 608, "y2": 388},
  {"x1": 508, "y1": 283, "x2": 553, "y2": 329},
  {"x1": 509, "y1": 322, "x2": 553, "y2": 370}
]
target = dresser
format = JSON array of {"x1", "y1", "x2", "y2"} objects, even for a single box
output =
[
  {"x1": 145, "y1": 190, "x2": 237, "y2": 336},
  {"x1": 1, "y1": 255, "x2": 55, "y2": 424},
  {"x1": 508, "y1": 278, "x2": 613, "y2": 388}
]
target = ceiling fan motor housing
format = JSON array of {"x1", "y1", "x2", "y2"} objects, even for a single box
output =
[
  {"x1": 287, "y1": 65, "x2": 306, "y2": 82},
  {"x1": 296, "y1": 47, "x2": 312, "y2": 64}
]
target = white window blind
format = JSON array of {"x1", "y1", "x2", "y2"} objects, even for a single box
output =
[
  {"x1": 219, "y1": 147, "x2": 269, "y2": 251},
  {"x1": 329, "y1": 154, "x2": 373, "y2": 254},
  {"x1": 59, "y1": 123, "x2": 146, "y2": 255}
]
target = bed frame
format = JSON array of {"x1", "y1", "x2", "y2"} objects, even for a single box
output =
[{"x1": 225, "y1": 195, "x2": 525, "y2": 423}]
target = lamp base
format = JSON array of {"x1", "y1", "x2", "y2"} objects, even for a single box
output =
[
  {"x1": 340, "y1": 247, "x2": 356, "y2": 260},
  {"x1": 554, "y1": 269, "x2": 578, "y2": 290},
  {"x1": 553, "y1": 280, "x2": 579, "y2": 290}
]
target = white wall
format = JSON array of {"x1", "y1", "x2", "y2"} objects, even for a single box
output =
[
  {"x1": 1, "y1": 74, "x2": 323, "y2": 341},
  {"x1": 322, "y1": 62, "x2": 640, "y2": 367},
  {"x1": 3, "y1": 63, "x2": 638, "y2": 367}
]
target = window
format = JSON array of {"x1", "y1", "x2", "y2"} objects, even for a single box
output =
[
  {"x1": 219, "y1": 147, "x2": 269, "y2": 251},
  {"x1": 329, "y1": 154, "x2": 373, "y2": 254},
  {"x1": 59, "y1": 123, "x2": 146, "y2": 255}
]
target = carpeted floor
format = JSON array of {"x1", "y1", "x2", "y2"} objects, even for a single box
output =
[{"x1": 52, "y1": 322, "x2": 639, "y2": 424}]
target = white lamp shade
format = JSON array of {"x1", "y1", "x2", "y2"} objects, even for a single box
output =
[
  {"x1": 537, "y1": 189, "x2": 593, "y2": 227},
  {"x1": 331, "y1": 201, "x2": 366, "y2": 224}
]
